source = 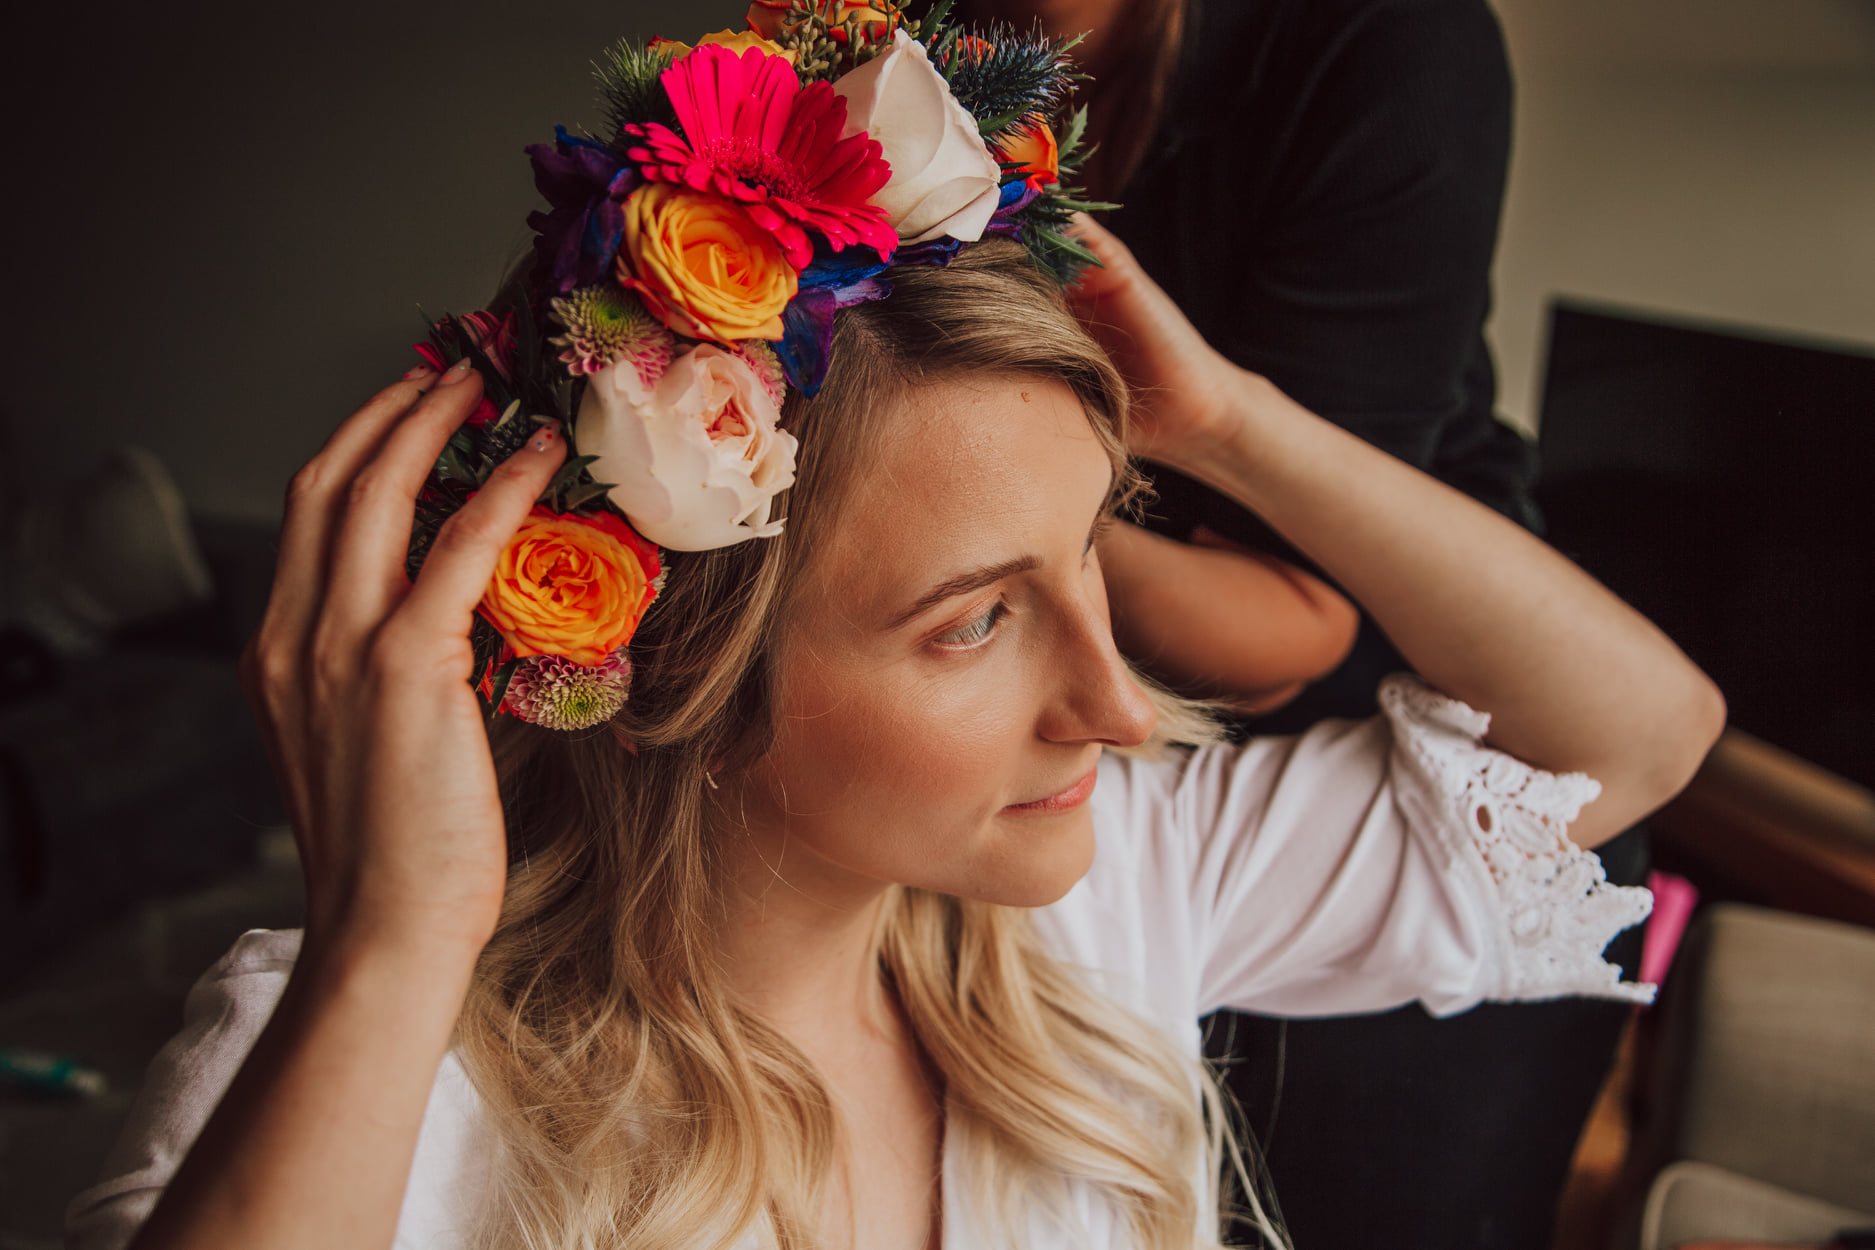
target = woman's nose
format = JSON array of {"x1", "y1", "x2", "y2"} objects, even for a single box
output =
[{"x1": 1039, "y1": 571, "x2": 1158, "y2": 748}]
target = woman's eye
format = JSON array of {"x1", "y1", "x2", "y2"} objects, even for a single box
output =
[{"x1": 934, "y1": 602, "x2": 1006, "y2": 648}]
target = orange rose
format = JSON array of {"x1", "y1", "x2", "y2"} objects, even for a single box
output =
[
  {"x1": 999, "y1": 121, "x2": 1059, "y2": 188},
  {"x1": 617, "y1": 183, "x2": 798, "y2": 343},
  {"x1": 478, "y1": 508, "x2": 661, "y2": 664}
]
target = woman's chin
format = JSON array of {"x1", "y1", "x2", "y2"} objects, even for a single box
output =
[{"x1": 948, "y1": 808, "x2": 1098, "y2": 908}]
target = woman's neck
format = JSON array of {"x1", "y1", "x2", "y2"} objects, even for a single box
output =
[{"x1": 712, "y1": 827, "x2": 900, "y2": 1048}]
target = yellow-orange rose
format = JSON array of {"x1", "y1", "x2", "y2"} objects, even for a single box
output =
[
  {"x1": 657, "y1": 29, "x2": 796, "y2": 63},
  {"x1": 477, "y1": 507, "x2": 661, "y2": 664},
  {"x1": 617, "y1": 184, "x2": 798, "y2": 343}
]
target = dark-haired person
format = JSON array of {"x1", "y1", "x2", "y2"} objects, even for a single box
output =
[{"x1": 965, "y1": 0, "x2": 1651, "y2": 1245}]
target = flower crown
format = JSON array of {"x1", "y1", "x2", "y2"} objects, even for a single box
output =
[{"x1": 411, "y1": 0, "x2": 1105, "y2": 732}]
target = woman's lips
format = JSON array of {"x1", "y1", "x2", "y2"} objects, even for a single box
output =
[{"x1": 1002, "y1": 766, "x2": 1099, "y2": 815}]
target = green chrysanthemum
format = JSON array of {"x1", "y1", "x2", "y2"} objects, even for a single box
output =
[
  {"x1": 734, "y1": 339, "x2": 788, "y2": 406},
  {"x1": 549, "y1": 285, "x2": 676, "y2": 385}
]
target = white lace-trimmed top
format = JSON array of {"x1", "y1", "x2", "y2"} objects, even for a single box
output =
[{"x1": 66, "y1": 677, "x2": 1654, "y2": 1250}]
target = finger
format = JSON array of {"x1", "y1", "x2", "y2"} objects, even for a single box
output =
[
  {"x1": 1065, "y1": 213, "x2": 1177, "y2": 325},
  {"x1": 320, "y1": 358, "x2": 493, "y2": 632},
  {"x1": 395, "y1": 421, "x2": 569, "y2": 644},
  {"x1": 262, "y1": 365, "x2": 440, "y2": 653},
  {"x1": 239, "y1": 636, "x2": 315, "y2": 841},
  {"x1": 1064, "y1": 213, "x2": 1145, "y2": 302}
]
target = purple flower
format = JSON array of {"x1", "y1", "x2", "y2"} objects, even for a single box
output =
[
  {"x1": 983, "y1": 178, "x2": 1042, "y2": 241},
  {"x1": 525, "y1": 127, "x2": 641, "y2": 298},
  {"x1": 775, "y1": 242, "x2": 894, "y2": 397}
]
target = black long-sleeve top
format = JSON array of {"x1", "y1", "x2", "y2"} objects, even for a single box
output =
[{"x1": 1108, "y1": 0, "x2": 1532, "y2": 728}]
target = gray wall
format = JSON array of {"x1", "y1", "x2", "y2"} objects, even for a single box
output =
[
  {"x1": 6, "y1": 1, "x2": 1871, "y2": 519},
  {"x1": 1490, "y1": 0, "x2": 1875, "y2": 430},
  {"x1": 2, "y1": 1, "x2": 692, "y2": 521}
]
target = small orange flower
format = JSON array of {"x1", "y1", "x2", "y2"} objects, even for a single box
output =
[
  {"x1": 478, "y1": 508, "x2": 661, "y2": 664},
  {"x1": 617, "y1": 183, "x2": 798, "y2": 343},
  {"x1": 999, "y1": 121, "x2": 1059, "y2": 188},
  {"x1": 744, "y1": 0, "x2": 790, "y2": 40},
  {"x1": 745, "y1": 0, "x2": 894, "y2": 43}
]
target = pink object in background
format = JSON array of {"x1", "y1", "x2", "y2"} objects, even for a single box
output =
[{"x1": 1641, "y1": 871, "x2": 1700, "y2": 989}]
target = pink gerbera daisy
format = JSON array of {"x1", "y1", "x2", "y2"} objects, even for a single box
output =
[{"x1": 624, "y1": 43, "x2": 897, "y2": 269}]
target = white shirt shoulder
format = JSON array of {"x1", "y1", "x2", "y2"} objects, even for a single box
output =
[{"x1": 65, "y1": 929, "x2": 492, "y2": 1250}]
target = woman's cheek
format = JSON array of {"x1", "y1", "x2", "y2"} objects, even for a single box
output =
[{"x1": 878, "y1": 654, "x2": 1033, "y2": 813}]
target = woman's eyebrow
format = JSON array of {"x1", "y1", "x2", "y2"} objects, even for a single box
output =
[{"x1": 889, "y1": 556, "x2": 1038, "y2": 629}]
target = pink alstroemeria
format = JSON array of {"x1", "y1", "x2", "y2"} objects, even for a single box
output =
[{"x1": 625, "y1": 43, "x2": 896, "y2": 269}]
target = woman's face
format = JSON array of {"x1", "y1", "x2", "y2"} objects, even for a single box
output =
[{"x1": 735, "y1": 374, "x2": 1157, "y2": 909}]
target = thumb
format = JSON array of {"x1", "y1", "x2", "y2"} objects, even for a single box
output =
[
  {"x1": 1064, "y1": 213, "x2": 1197, "y2": 346},
  {"x1": 1064, "y1": 212, "x2": 1138, "y2": 308}
]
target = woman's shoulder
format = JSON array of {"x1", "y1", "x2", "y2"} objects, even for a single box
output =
[
  {"x1": 210, "y1": 926, "x2": 304, "y2": 980},
  {"x1": 1051, "y1": 710, "x2": 1398, "y2": 1033},
  {"x1": 66, "y1": 929, "x2": 493, "y2": 1250},
  {"x1": 1059, "y1": 677, "x2": 1651, "y2": 1020}
]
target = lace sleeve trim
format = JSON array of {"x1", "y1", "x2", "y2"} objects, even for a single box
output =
[{"x1": 1379, "y1": 675, "x2": 1656, "y2": 1006}]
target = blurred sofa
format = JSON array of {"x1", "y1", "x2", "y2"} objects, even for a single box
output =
[{"x1": 1624, "y1": 904, "x2": 1875, "y2": 1250}]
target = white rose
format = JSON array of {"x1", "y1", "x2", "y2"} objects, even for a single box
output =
[
  {"x1": 834, "y1": 29, "x2": 1002, "y2": 244},
  {"x1": 576, "y1": 344, "x2": 798, "y2": 552}
]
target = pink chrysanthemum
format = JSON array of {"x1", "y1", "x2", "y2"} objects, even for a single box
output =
[
  {"x1": 501, "y1": 648, "x2": 634, "y2": 731},
  {"x1": 733, "y1": 339, "x2": 787, "y2": 406},
  {"x1": 549, "y1": 285, "x2": 676, "y2": 386},
  {"x1": 625, "y1": 43, "x2": 897, "y2": 270}
]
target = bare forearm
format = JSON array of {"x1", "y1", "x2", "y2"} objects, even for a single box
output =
[
  {"x1": 132, "y1": 937, "x2": 477, "y2": 1250},
  {"x1": 1166, "y1": 372, "x2": 1724, "y2": 843},
  {"x1": 1100, "y1": 520, "x2": 1357, "y2": 707}
]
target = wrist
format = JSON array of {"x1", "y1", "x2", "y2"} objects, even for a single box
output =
[
  {"x1": 295, "y1": 912, "x2": 488, "y2": 1011},
  {"x1": 1152, "y1": 366, "x2": 1288, "y2": 485}
]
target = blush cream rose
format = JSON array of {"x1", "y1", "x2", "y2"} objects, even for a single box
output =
[
  {"x1": 576, "y1": 343, "x2": 798, "y2": 551},
  {"x1": 833, "y1": 29, "x2": 1002, "y2": 244}
]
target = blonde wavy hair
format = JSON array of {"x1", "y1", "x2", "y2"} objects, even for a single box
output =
[{"x1": 459, "y1": 241, "x2": 1279, "y2": 1250}]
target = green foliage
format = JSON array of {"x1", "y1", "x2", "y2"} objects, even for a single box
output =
[
  {"x1": 595, "y1": 38, "x2": 679, "y2": 140},
  {"x1": 1012, "y1": 104, "x2": 1119, "y2": 286},
  {"x1": 941, "y1": 24, "x2": 1080, "y2": 142},
  {"x1": 773, "y1": 1, "x2": 917, "y2": 79}
]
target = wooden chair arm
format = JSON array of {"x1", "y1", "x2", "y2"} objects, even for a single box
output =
[{"x1": 1651, "y1": 728, "x2": 1875, "y2": 929}]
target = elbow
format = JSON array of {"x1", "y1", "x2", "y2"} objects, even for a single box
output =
[
  {"x1": 1646, "y1": 668, "x2": 1729, "y2": 809},
  {"x1": 1313, "y1": 590, "x2": 1362, "y2": 677}
]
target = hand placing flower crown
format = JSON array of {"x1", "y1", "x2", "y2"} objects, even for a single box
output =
[{"x1": 402, "y1": 6, "x2": 1104, "y2": 731}]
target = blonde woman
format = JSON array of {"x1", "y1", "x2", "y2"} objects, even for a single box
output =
[
  {"x1": 66, "y1": 229, "x2": 1721, "y2": 1250},
  {"x1": 68, "y1": 13, "x2": 1722, "y2": 1247}
]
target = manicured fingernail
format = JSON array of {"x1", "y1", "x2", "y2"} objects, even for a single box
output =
[
  {"x1": 530, "y1": 421, "x2": 562, "y2": 452},
  {"x1": 403, "y1": 364, "x2": 435, "y2": 380},
  {"x1": 439, "y1": 358, "x2": 476, "y2": 384}
]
